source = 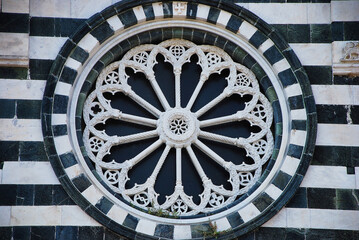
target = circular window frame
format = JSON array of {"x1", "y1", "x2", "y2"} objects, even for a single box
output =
[
  {"x1": 42, "y1": 1, "x2": 317, "y2": 239},
  {"x1": 80, "y1": 38, "x2": 275, "y2": 216}
]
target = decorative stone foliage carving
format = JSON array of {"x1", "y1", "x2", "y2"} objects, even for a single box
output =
[
  {"x1": 334, "y1": 41, "x2": 359, "y2": 76},
  {"x1": 341, "y1": 42, "x2": 359, "y2": 62},
  {"x1": 83, "y1": 39, "x2": 274, "y2": 215}
]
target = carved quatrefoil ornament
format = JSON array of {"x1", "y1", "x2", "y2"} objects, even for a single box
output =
[{"x1": 42, "y1": 1, "x2": 316, "y2": 239}]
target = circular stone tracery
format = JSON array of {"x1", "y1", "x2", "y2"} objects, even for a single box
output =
[{"x1": 83, "y1": 39, "x2": 274, "y2": 216}]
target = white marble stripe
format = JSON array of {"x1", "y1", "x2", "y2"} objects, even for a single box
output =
[
  {"x1": 11, "y1": 206, "x2": 61, "y2": 226},
  {"x1": 2, "y1": 163, "x2": 356, "y2": 190},
  {"x1": 273, "y1": 59, "x2": 291, "y2": 75},
  {"x1": 1, "y1": 162, "x2": 59, "y2": 184},
  {"x1": 263, "y1": 208, "x2": 359, "y2": 230},
  {"x1": 312, "y1": 85, "x2": 359, "y2": 105},
  {"x1": 307, "y1": 3, "x2": 331, "y2": 24},
  {"x1": 214, "y1": 217, "x2": 232, "y2": 232},
  {"x1": 107, "y1": 205, "x2": 128, "y2": 225},
  {"x1": 132, "y1": 5, "x2": 146, "y2": 22},
  {"x1": 301, "y1": 165, "x2": 356, "y2": 189},
  {"x1": 0, "y1": 79, "x2": 46, "y2": 100},
  {"x1": 286, "y1": 208, "x2": 310, "y2": 228},
  {"x1": 290, "y1": 109, "x2": 307, "y2": 120},
  {"x1": 216, "y1": 10, "x2": 232, "y2": 27},
  {"x1": 136, "y1": 219, "x2": 157, "y2": 236},
  {"x1": 54, "y1": 81, "x2": 72, "y2": 96},
  {"x1": 280, "y1": 156, "x2": 300, "y2": 176},
  {"x1": 81, "y1": 185, "x2": 103, "y2": 205},
  {"x1": 152, "y1": 2, "x2": 164, "y2": 18},
  {"x1": 290, "y1": 43, "x2": 332, "y2": 66},
  {"x1": 248, "y1": 4, "x2": 305, "y2": 24},
  {"x1": 65, "y1": 164, "x2": 83, "y2": 180},
  {"x1": 238, "y1": 203, "x2": 261, "y2": 222},
  {"x1": 54, "y1": 135, "x2": 72, "y2": 155},
  {"x1": 0, "y1": 119, "x2": 43, "y2": 141},
  {"x1": 61, "y1": 205, "x2": 101, "y2": 226},
  {"x1": 78, "y1": 34, "x2": 99, "y2": 53},
  {"x1": 238, "y1": 21, "x2": 257, "y2": 40},
  {"x1": 248, "y1": 3, "x2": 330, "y2": 24},
  {"x1": 29, "y1": 0, "x2": 70, "y2": 18},
  {"x1": 317, "y1": 124, "x2": 359, "y2": 147},
  {"x1": 51, "y1": 114, "x2": 67, "y2": 126},
  {"x1": 284, "y1": 84, "x2": 302, "y2": 98},
  {"x1": 2, "y1": 206, "x2": 101, "y2": 227},
  {"x1": 30, "y1": 0, "x2": 113, "y2": 19},
  {"x1": 355, "y1": 167, "x2": 359, "y2": 189},
  {"x1": 167, "y1": 31, "x2": 325, "y2": 69},
  {"x1": 0, "y1": 206, "x2": 10, "y2": 226},
  {"x1": 290, "y1": 130, "x2": 306, "y2": 147},
  {"x1": 0, "y1": 33, "x2": 28, "y2": 58},
  {"x1": 107, "y1": 15, "x2": 124, "y2": 32},
  {"x1": 2, "y1": 0, "x2": 29, "y2": 14},
  {"x1": 64, "y1": 57, "x2": 82, "y2": 71},
  {"x1": 196, "y1": 4, "x2": 210, "y2": 20},
  {"x1": 173, "y1": 225, "x2": 192, "y2": 239},
  {"x1": 258, "y1": 39, "x2": 274, "y2": 53},
  {"x1": 265, "y1": 184, "x2": 283, "y2": 201},
  {"x1": 331, "y1": 1, "x2": 359, "y2": 22},
  {"x1": 29, "y1": 36, "x2": 67, "y2": 60},
  {"x1": 70, "y1": 0, "x2": 112, "y2": 19},
  {"x1": 2, "y1": 206, "x2": 359, "y2": 230}
]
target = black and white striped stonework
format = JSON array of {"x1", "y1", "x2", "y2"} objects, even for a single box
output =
[{"x1": 0, "y1": 0, "x2": 359, "y2": 239}]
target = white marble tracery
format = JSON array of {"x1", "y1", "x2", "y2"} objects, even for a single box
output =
[{"x1": 83, "y1": 39, "x2": 274, "y2": 216}]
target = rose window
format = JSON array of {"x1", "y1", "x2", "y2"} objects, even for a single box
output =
[{"x1": 83, "y1": 39, "x2": 273, "y2": 216}]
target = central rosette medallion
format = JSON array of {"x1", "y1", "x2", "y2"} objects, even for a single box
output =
[{"x1": 159, "y1": 108, "x2": 199, "y2": 147}]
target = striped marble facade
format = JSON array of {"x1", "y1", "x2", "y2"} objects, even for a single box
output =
[{"x1": 0, "y1": 0, "x2": 359, "y2": 239}]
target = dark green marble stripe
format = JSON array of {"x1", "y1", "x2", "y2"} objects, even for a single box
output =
[
  {"x1": 0, "y1": 67, "x2": 28, "y2": 79},
  {"x1": 287, "y1": 187, "x2": 359, "y2": 211},
  {"x1": 0, "y1": 13, "x2": 29, "y2": 33}
]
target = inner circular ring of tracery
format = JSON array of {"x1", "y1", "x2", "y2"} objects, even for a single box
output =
[{"x1": 83, "y1": 39, "x2": 274, "y2": 216}]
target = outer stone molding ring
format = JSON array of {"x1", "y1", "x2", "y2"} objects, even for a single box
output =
[{"x1": 42, "y1": 1, "x2": 317, "y2": 239}]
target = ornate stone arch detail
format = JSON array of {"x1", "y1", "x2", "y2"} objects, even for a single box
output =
[{"x1": 42, "y1": 1, "x2": 316, "y2": 239}]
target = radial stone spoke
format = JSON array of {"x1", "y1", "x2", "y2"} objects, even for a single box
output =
[
  {"x1": 149, "y1": 76, "x2": 171, "y2": 111},
  {"x1": 150, "y1": 145, "x2": 171, "y2": 180},
  {"x1": 115, "y1": 130, "x2": 158, "y2": 145},
  {"x1": 195, "y1": 92, "x2": 228, "y2": 118},
  {"x1": 186, "y1": 146, "x2": 208, "y2": 181},
  {"x1": 128, "y1": 139, "x2": 163, "y2": 167},
  {"x1": 120, "y1": 113, "x2": 157, "y2": 127},
  {"x1": 194, "y1": 139, "x2": 232, "y2": 171},
  {"x1": 176, "y1": 148, "x2": 182, "y2": 185},
  {"x1": 129, "y1": 91, "x2": 162, "y2": 117},
  {"x1": 185, "y1": 79, "x2": 204, "y2": 110},
  {"x1": 199, "y1": 131, "x2": 246, "y2": 148},
  {"x1": 200, "y1": 112, "x2": 242, "y2": 127},
  {"x1": 175, "y1": 72, "x2": 181, "y2": 108}
]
